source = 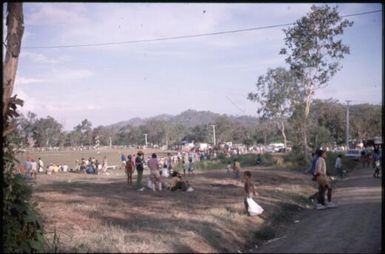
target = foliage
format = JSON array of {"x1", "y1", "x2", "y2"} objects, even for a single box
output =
[
  {"x1": 248, "y1": 67, "x2": 299, "y2": 147},
  {"x1": 309, "y1": 99, "x2": 345, "y2": 145},
  {"x1": 349, "y1": 104, "x2": 382, "y2": 141},
  {"x1": 279, "y1": 4, "x2": 353, "y2": 161},
  {"x1": 309, "y1": 125, "x2": 334, "y2": 149},
  {"x1": 10, "y1": 102, "x2": 381, "y2": 149},
  {"x1": 74, "y1": 119, "x2": 93, "y2": 146},
  {"x1": 33, "y1": 116, "x2": 63, "y2": 147},
  {"x1": 3, "y1": 97, "x2": 45, "y2": 253}
]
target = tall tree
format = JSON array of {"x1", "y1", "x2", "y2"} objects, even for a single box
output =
[
  {"x1": 248, "y1": 67, "x2": 298, "y2": 148},
  {"x1": 309, "y1": 99, "x2": 345, "y2": 145},
  {"x1": 349, "y1": 104, "x2": 382, "y2": 141},
  {"x1": 33, "y1": 116, "x2": 63, "y2": 147},
  {"x1": 74, "y1": 119, "x2": 93, "y2": 146},
  {"x1": 279, "y1": 5, "x2": 353, "y2": 162}
]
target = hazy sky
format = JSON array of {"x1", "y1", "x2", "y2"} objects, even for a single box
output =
[{"x1": 4, "y1": 3, "x2": 383, "y2": 130}]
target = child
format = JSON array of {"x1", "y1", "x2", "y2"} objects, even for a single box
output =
[
  {"x1": 233, "y1": 158, "x2": 241, "y2": 179},
  {"x1": 243, "y1": 171, "x2": 263, "y2": 216},
  {"x1": 126, "y1": 155, "x2": 135, "y2": 185},
  {"x1": 188, "y1": 157, "x2": 194, "y2": 175}
]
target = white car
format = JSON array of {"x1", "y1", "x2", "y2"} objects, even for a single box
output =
[{"x1": 345, "y1": 149, "x2": 361, "y2": 160}]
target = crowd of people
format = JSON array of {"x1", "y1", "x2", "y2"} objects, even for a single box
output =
[
  {"x1": 17, "y1": 142, "x2": 381, "y2": 217},
  {"x1": 73, "y1": 156, "x2": 108, "y2": 174},
  {"x1": 120, "y1": 151, "x2": 194, "y2": 192}
]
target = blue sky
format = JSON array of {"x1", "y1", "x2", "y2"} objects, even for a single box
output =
[{"x1": 3, "y1": 3, "x2": 383, "y2": 130}]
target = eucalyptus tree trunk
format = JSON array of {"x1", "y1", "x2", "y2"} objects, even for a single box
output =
[
  {"x1": 3, "y1": 3, "x2": 24, "y2": 118},
  {"x1": 303, "y1": 92, "x2": 313, "y2": 163}
]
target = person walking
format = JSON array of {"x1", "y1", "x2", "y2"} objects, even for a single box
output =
[
  {"x1": 135, "y1": 151, "x2": 145, "y2": 191},
  {"x1": 372, "y1": 147, "x2": 381, "y2": 178},
  {"x1": 335, "y1": 154, "x2": 343, "y2": 178},
  {"x1": 315, "y1": 150, "x2": 337, "y2": 210}
]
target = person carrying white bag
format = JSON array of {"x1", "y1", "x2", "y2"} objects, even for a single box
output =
[{"x1": 243, "y1": 171, "x2": 264, "y2": 216}]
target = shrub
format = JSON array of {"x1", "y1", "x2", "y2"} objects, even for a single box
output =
[
  {"x1": 3, "y1": 96, "x2": 46, "y2": 253},
  {"x1": 3, "y1": 154, "x2": 45, "y2": 253}
]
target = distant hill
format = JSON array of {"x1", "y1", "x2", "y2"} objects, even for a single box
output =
[{"x1": 107, "y1": 109, "x2": 258, "y2": 129}]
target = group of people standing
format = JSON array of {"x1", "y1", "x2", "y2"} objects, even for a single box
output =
[
  {"x1": 360, "y1": 146, "x2": 382, "y2": 178},
  {"x1": 20, "y1": 157, "x2": 44, "y2": 180},
  {"x1": 122, "y1": 151, "x2": 193, "y2": 192}
]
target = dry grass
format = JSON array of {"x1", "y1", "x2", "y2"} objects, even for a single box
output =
[{"x1": 27, "y1": 150, "x2": 316, "y2": 253}]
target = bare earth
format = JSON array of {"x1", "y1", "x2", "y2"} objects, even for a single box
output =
[
  {"x1": 252, "y1": 167, "x2": 382, "y2": 253},
  {"x1": 31, "y1": 166, "x2": 315, "y2": 253}
]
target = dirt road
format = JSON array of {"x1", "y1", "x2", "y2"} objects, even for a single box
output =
[{"x1": 253, "y1": 167, "x2": 382, "y2": 253}]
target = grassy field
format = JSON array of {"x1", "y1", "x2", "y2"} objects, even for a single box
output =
[
  {"x1": 16, "y1": 148, "x2": 175, "y2": 171},
  {"x1": 19, "y1": 149, "x2": 360, "y2": 253}
]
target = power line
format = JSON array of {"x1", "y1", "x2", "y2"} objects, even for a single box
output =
[
  {"x1": 21, "y1": 9, "x2": 382, "y2": 49},
  {"x1": 226, "y1": 95, "x2": 246, "y2": 114}
]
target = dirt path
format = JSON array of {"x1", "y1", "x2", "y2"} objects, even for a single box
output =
[{"x1": 253, "y1": 167, "x2": 382, "y2": 253}]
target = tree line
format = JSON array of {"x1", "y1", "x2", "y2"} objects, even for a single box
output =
[{"x1": 11, "y1": 100, "x2": 381, "y2": 149}]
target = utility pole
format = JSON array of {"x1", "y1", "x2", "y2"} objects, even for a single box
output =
[
  {"x1": 144, "y1": 133, "x2": 148, "y2": 146},
  {"x1": 211, "y1": 125, "x2": 216, "y2": 146},
  {"x1": 346, "y1": 100, "x2": 351, "y2": 150}
]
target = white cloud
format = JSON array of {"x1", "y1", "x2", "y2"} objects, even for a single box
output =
[
  {"x1": 50, "y1": 67, "x2": 93, "y2": 81},
  {"x1": 21, "y1": 52, "x2": 60, "y2": 64},
  {"x1": 15, "y1": 77, "x2": 47, "y2": 85},
  {"x1": 25, "y1": 3, "x2": 89, "y2": 26}
]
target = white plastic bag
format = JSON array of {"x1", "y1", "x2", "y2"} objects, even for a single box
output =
[
  {"x1": 247, "y1": 197, "x2": 264, "y2": 216},
  {"x1": 146, "y1": 178, "x2": 154, "y2": 189},
  {"x1": 161, "y1": 167, "x2": 169, "y2": 177}
]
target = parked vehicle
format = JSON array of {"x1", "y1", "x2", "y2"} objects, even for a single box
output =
[{"x1": 345, "y1": 149, "x2": 361, "y2": 161}]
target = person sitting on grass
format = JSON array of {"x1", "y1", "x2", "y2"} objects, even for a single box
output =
[
  {"x1": 170, "y1": 171, "x2": 193, "y2": 192},
  {"x1": 80, "y1": 158, "x2": 87, "y2": 174},
  {"x1": 161, "y1": 163, "x2": 170, "y2": 178},
  {"x1": 86, "y1": 164, "x2": 96, "y2": 174}
]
